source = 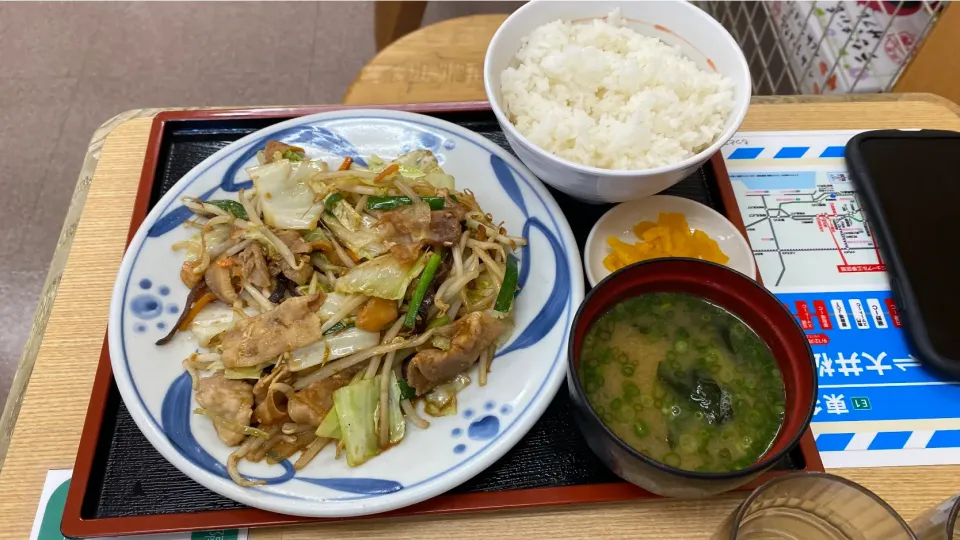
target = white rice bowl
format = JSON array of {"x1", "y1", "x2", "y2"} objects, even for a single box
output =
[{"x1": 500, "y1": 9, "x2": 735, "y2": 171}]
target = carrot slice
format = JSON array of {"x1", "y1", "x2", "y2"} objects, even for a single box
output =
[
  {"x1": 374, "y1": 163, "x2": 399, "y2": 183},
  {"x1": 178, "y1": 292, "x2": 218, "y2": 331}
]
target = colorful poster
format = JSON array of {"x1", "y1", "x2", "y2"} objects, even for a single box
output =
[{"x1": 723, "y1": 131, "x2": 960, "y2": 468}]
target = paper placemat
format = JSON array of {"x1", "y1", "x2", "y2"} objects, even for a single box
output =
[
  {"x1": 722, "y1": 130, "x2": 960, "y2": 469},
  {"x1": 31, "y1": 470, "x2": 248, "y2": 540}
]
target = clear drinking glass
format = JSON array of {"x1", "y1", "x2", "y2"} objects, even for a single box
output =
[
  {"x1": 911, "y1": 495, "x2": 960, "y2": 540},
  {"x1": 713, "y1": 472, "x2": 916, "y2": 540}
]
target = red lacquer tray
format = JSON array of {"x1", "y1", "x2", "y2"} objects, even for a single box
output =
[{"x1": 62, "y1": 102, "x2": 823, "y2": 538}]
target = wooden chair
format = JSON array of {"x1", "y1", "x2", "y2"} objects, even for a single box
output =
[{"x1": 375, "y1": 1, "x2": 428, "y2": 51}]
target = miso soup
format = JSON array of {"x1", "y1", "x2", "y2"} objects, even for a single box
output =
[{"x1": 579, "y1": 292, "x2": 785, "y2": 473}]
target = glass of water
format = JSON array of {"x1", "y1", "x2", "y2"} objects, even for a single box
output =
[
  {"x1": 713, "y1": 472, "x2": 916, "y2": 540},
  {"x1": 911, "y1": 495, "x2": 959, "y2": 540}
]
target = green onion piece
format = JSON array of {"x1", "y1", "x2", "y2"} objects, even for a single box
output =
[
  {"x1": 323, "y1": 320, "x2": 353, "y2": 335},
  {"x1": 324, "y1": 192, "x2": 345, "y2": 211},
  {"x1": 426, "y1": 315, "x2": 450, "y2": 329},
  {"x1": 282, "y1": 149, "x2": 304, "y2": 161},
  {"x1": 679, "y1": 434, "x2": 699, "y2": 454},
  {"x1": 494, "y1": 254, "x2": 519, "y2": 312},
  {"x1": 622, "y1": 381, "x2": 640, "y2": 400},
  {"x1": 207, "y1": 199, "x2": 248, "y2": 220},
  {"x1": 404, "y1": 252, "x2": 443, "y2": 328},
  {"x1": 366, "y1": 195, "x2": 446, "y2": 211},
  {"x1": 396, "y1": 378, "x2": 417, "y2": 400}
]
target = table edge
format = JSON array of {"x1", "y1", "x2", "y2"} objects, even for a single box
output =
[{"x1": 0, "y1": 108, "x2": 164, "y2": 468}]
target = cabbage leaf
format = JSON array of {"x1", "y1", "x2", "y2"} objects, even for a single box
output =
[
  {"x1": 424, "y1": 373, "x2": 470, "y2": 417},
  {"x1": 336, "y1": 253, "x2": 429, "y2": 301},
  {"x1": 247, "y1": 159, "x2": 323, "y2": 229},
  {"x1": 316, "y1": 407, "x2": 341, "y2": 439},
  {"x1": 320, "y1": 213, "x2": 388, "y2": 260},
  {"x1": 288, "y1": 327, "x2": 382, "y2": 371},
  {"x1": 189, "y1": 305, "x2": 235, "y2": 347},
  {"x1": 331, "y1": 199, "x2": 362, "y2": 232},
  {"x1": 225, "y1": 364, "x2": 268, "y2": 380},
  {"x1": 334, "y1": 377, "x2": 380, "y2": 466},
  {"x1": 316, "y1": 292, "x2": 359, "y2": 321},
  {"x1": 387, "y1": 372, "x2": 406, "y2": 444}
]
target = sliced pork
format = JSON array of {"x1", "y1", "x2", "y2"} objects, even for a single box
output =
[
  {"x1": 196, "y1": 372, "x2": 255, "y2": 446},
  {"x1": 220, "y1": 295, "x2": 326, "y2": 368},
  {"x1": 406, "y1": 311, "x2": 505, "y2": 395}
]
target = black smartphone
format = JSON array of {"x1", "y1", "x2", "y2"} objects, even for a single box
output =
[{"x1": 846, "y1": 129, "x2": 960, "y2": 377}]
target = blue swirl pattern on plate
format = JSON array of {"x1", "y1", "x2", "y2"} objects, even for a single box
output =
[
  {"x1": 498, "y1": 218, "x2": 569, "y2": 356},
  {"x1": 488, "y1": 154, "x2": 569, "y2": 356}
]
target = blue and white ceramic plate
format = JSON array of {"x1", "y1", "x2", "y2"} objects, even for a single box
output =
[{"x1": 108, "y1": 109, "x2": 584, "y2": 517}]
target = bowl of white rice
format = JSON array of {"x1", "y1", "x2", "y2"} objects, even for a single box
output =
[{"x1": 484, "y1": 0, "x2": 750, "y2": 203}]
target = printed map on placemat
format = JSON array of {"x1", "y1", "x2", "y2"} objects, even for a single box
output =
[{"x1": 722, "y1": 131, "x2": 960, "y2": 468}]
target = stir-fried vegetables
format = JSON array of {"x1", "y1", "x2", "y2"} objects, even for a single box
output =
[
  {"x1": 288, "y1": 327, "x2": 381, "y2": 371},
  {"x1": 334, "y1": 376, "x2": 381, "y2": 466},
  {"x1": 386, "y1": 372, "x2": 406, "y2": 445},
  {"x1": 335, "y1": 253, "x2": 429, "y2": 301},
  {"x1": 404, "y1": 251, "x2": 442, "y2": 328},
  {"x1": 320, "y1": 213, "x2": 388, "y2": 260},
  {"x1": 367, "y1": 195, "x2": 448, "y2": 211},
  {"x1": 160, "y1": 142, "x2": 527, "y2": 485},
  {"x1": 494, "y1": 254, "x2": 520, "y2": 313},
  {"x1": 207, "y1": 200, "x2": 248, "y2": 220},
  {"x1": 248, "y1": 160, "x2": 325, "y2": 229},
  {"x1": 356, "y1": 297, "x2": 399, "y2": 331},
  {"x1": 316, "y1": 407, "x2": 341, "y2": 439}
]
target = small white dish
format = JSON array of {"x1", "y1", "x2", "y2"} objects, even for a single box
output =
[{"x1": 584, "y1": 195, "x2": 756, "y2": 287}]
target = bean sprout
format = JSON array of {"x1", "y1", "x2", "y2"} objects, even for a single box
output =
[
  {"x1": 473, "y1": 246, "x2": 504, "y2": 283},
  {"x1": 365, "y1": 317, "x2": 404, "y2": 379},
  {"x1": 244, "y1": 283, "x2": 275, "y2": 312},
  {"x1": 294, "y1": 330, "x2": 437, "y2": 390},
  {"x1": 239, "y1": 189, "x2": 262, "y2": 226},
  {"x1": 326, "y1": 230, "x2": 356, "y2": 269},
  {"x1": 402, "y1": 400, "x2": 429, "y2": 429},
  {"x1": 354, "y1": 195, "x2": 368, "y2": 212},
  {"x1": 378, "y1": 350, "x2": 397, "y2": 448},
  {"x1": 393, "y1": 177, "x2": 422, "y2": 203},
  {"x1": 320, "y1": 295, "x2": 368, "y2": 333},
  {"x1": 294, "y1": 437, "x2": 331, "y2": 470}
]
